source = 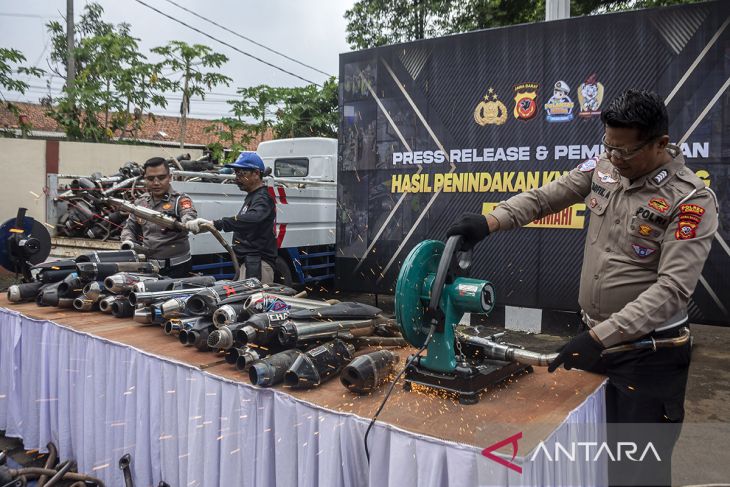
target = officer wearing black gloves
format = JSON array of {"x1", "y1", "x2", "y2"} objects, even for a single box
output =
[
  {"x1": 186, "y1": 152, "x2": 277, "y2": 284},
  {"x1": 447, "y1": 90, "x2": 718, "y2": 486}
]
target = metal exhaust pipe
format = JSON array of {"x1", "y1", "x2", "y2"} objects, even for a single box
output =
[
  {"x1": 104, "y1": 273, "x2": 159, "y2": 294},
  {"x1": 7, "y1": 281, "x2": 44, "y2": 302},
  {"x1": 341, "y1": 350, "x2": 400, "y2": 394},
  {"x1": 129, "y1": 288, "x2": 205, "y2": 306},
  {"x1": 133, "y1": 307, "x2": 152, "y2": 324},
  {"x1": 458, "y1": 333, "x2": 558, "y2": 367},
  {"x1": 111, "y1": 298, "x2": 134, "y2": 318},
  {"x1": 73, "y1": 297, "x2": 98, "y2": 311},
  {"x1": 212, "y1": 303, "x2": 248, "y2": 328},
  {"x1": 284, "y1": 339, "x2": 355, "y2": 389},
  {"x1": 277, "y1": 319, "x2": 375, "y2": 347},
  {"x1": 82, "y1": 281, "x2": 105, "y2": 301},
  {"x1": 248, "y1": 350, "x2": 302, "y2": 387}
]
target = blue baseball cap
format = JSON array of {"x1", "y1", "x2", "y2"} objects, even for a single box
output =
[{"x1": 225, "y1": 152, "x2": 265, "y2": 172}]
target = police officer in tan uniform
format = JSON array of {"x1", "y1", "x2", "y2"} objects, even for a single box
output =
[
  {"x1": 447, "y1": 90, "x2": 718, "y2": 486},
  {"x1": 120, "y1": 157, "x2": 198, "y2": 278}
]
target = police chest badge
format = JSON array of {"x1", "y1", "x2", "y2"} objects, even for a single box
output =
[
  {"x1": 513, "y1": 83, "x2": 538, "y2": 121},
  {"x1": 162, "y1": 202, "x2": 172, "y2": 210},
  {"x1": 631, "y1": 243, "x2": 656, "y2": 258},
  {"x1": 474, "y1": 87, "x2": 508, "y2": 126},
  {"x1": 597, "y1": 170, "x2": 617, "y2": 183},
  {"x1": 545, "y1": 80, "x2": 574, "y2": 122}
]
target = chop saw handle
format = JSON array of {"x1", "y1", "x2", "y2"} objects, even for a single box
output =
[{"x1": 427, "y1": 235, "x2": 473, "y2": 317}]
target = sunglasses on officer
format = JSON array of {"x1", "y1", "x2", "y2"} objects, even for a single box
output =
[
  {"x1": 602, "y1": 134, "x2": 658, "y2": 161},
  {"x1": 144, "y1": 174, "x2": 170, "y2": 182}
]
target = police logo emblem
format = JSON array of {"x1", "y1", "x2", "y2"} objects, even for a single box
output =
[
  {"x1": 162, "y1": 202, "x2": 172, "y2": 210},
  {"x1": 545, "y1": 80, "x2": 574, "y2": 122},
  {"x1": 631, "y1": 243, "x2": 656, "y2": 258},
  {"x1": 648, "y1": 198, "x2": 669, "y2": 213},
  {"x1": 638, "y1": 224, "x2": 653, "y2": 237},
  {"x1": 577, "y1": 73, "x2": 604, "y2": 118},
  {"x1": 513, "y1": 83, "x2": 538, "y2": 121},
  {"x1": 474, "y1": 87, "x2": 508, "y2": 126},
  {"x1": 578, "y1": 157, "x2": 597, "y2": 172},
  {"x1": 597, "y1": 170, "x2": 617, "y2": 183}
]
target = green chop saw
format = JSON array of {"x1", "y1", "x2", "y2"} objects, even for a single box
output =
[{"x1": 395, "y1": 235, "x2": 534, "y2": 404}]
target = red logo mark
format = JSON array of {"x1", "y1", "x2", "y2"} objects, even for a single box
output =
[
  {"x1": 223, "y1": 285, "x2": 236, "y2": 297},
  {"x1": 481, "y1": 432, "x2": 523, "y2": 474}
]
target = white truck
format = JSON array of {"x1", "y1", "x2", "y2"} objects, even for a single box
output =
[{"x1": 47, "y1": 137, "x2": 338, "y2": 286}]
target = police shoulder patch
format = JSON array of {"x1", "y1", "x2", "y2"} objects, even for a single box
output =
[
  {"x1": 577, "y1": 157, "x2": 597, "y2": 172},
  {"x1": 675, "y1": 220, "x2": 698, "y2": 240},
  {"x1": 180, "y1": 198, "x2": 193, "y2": 209}
]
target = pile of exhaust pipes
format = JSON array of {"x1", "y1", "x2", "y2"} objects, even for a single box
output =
[
  {"x1": 0, "y1": 442, "x2": 106, "y2": 487},
  {"x1": 7, "y1": 250, "x2": 408, "y2": 395}
]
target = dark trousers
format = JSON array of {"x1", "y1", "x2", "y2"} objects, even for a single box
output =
[
  {"x1": 587, "y1": 324, "x2": 691, "y2": 486},
  {"x1": 160, "y1": 259, "x2": 192, "y2": 278}
]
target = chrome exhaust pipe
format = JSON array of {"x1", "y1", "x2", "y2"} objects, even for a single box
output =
[
  {"x1": 104, "y1": 273, "x2": 160, "y2": 294},
  {"x1": 133, "y1": 307, "x2": 153, "y2": 324},
  {"x1": 458, "y1": 333, "x2": 558, "y2": 367},
  {"x1": 82, "y1": 281, "x2": 105, "y2": 301},
  {"x1": 129, "y1": 288, "x2": 205, "y2": 306},
  {"x1": 277, "y1": 319, "x2": 375, "y2": 347}
]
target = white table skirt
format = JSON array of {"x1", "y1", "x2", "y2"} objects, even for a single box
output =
[{"x1": 0, "y1": 308, "x2": 606, "y2": 487}]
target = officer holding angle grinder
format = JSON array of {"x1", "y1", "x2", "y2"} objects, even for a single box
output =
[
  {"x1": 185, "y1": 152, "x2": 278, "y2": 284},
  {"x1": 447, "y1": 90, "x2": 718, "y2": 486}
]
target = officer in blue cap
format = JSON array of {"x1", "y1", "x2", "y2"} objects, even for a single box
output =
[{"x1": 186, "y1": 152, "x2": 277, "y2": 283}]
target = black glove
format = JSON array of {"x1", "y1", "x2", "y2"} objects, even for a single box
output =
[
  {"x1": 547, "y1": 331, "x2": 604, "y2": 373},
  {"x1": 446, "y1": 213, "x2": 490, "y2": 250}
]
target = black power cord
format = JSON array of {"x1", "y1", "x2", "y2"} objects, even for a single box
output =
[{"x1": 364, "y1": 324, "x2": 437, "y2": 462}]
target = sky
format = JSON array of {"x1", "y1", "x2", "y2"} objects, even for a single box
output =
[{"x1": 1, "y1": 0, "x2": 356, "y2": 119}]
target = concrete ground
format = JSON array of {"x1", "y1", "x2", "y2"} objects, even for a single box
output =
[{"x1": 1, "y1": 284, "x2": 729, "y2": 485}]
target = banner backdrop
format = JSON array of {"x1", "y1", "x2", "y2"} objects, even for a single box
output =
[{"x1": 336, "y1": 1, "x2": 730, "y2": 325}]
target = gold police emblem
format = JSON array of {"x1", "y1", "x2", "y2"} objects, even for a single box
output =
[{"x1": 474, "y1": 87, "x2": 507, "y2": 126}]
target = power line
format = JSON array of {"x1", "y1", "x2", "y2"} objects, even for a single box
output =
[
  {"x1": 0, "y1": 12, "x2": 60, "y2": 19},
  {"x1": 131, "y1": 0, "x2": 320, "y2": 86},
  {"x1": 159, "y1": 0, "x2": 332, "y2": 78}
]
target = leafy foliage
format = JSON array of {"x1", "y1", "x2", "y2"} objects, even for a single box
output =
[
  {"x1": 345, "y1": 0, "x2": 703, "y2": 49},
  {"x1": 46, "y1": 3, "x2": 173, "y2": 141},
  {"x1": 152, "y1": 41, "x2": 231, "y2": 147}
]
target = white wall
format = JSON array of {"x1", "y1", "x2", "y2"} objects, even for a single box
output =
[{"x1": 0, "y1": 139, "x2": 47, "y2": 223}]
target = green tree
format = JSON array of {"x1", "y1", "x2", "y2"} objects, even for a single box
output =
[
  {"x1": 152, "y1": 41, "x2": 231, "y2": 147},
  {"x1": 0, "y1": 47, "x2": 44, "y2": 136},
  {"x1": 227, "y1": 84, "x2": 286, "y2": 139},
  {"x1": 345, "y1": 0, "x2": 702, "y2": 50},
  {"x1": 274, "y1": 77, "x2": 338, "y2": 139},
  {"x1": 46, "y1": 3, "x2": 172, "y2": 141},
  {"x1": 204, "y1": 117, "x2": 257, "y2": 163}
]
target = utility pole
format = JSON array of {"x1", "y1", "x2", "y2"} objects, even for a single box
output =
[
  {"x1": 546, "y1": 0, "x2": 570, "y2": 21},
  {"x1": 66, "y1": 0, "x2": 75, "y2": 91}
]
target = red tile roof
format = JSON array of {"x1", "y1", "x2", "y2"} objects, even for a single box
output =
[{"x1": 0, "y1": 102, "x2": 271, "y2": 148}]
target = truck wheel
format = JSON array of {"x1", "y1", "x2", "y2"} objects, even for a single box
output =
[{"x1": 274, "y1": 257, "x2": 294, "y2": 287}]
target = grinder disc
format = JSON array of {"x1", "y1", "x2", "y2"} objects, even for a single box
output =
[
  {"x1": 395, "y1": 239, "x2": 444, "y2": 348},
  {"x1": 0, "y1": 216, "x2": 52, "y2": 272}
]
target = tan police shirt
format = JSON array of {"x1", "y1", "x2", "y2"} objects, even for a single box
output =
[
  {"x1": 120, "y1": 188, "x2": 198, "y2": 260},
  {"x1": 490, "y1": 145, "x2": 718, "y2": 347}
]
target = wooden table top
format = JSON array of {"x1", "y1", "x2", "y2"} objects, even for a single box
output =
[{"x1": 0, "y1": 296, "x2": 605, "y2": 453}]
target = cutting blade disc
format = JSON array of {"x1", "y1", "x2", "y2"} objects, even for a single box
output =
[
  {"x1": 0, "y1": 216, "x2": 52, "y2": 272},
  {"x1": 395, "y1": 239, "x2": 443, "y2": 348}
]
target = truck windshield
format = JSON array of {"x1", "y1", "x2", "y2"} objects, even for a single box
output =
[{"x1": 274, "y1": 158, "x2": 309, "y2": 177}]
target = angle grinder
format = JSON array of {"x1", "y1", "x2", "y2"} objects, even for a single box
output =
[{"x1": 395, "y1": 235, "x2": 532, "y2": 404}]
